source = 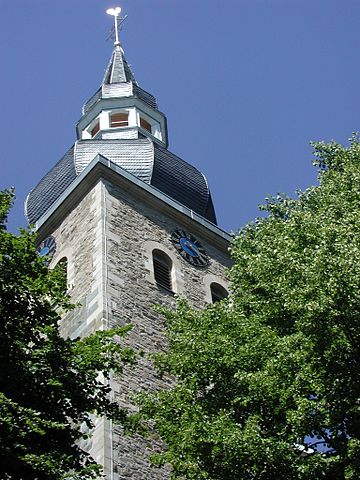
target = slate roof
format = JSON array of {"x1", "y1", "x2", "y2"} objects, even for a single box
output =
[
  {"x1": 25, "y1": 139, "x2": 217, "y2": 225},
  {"x1": 26, "y1": 44, "x2": 217, "y2": 226},
  {"x1": 82, "y1": 89, "x2": 102, "y2": 116},
  {"x1": 74, "y1": 138, "x2": 154, "y2": 182},
  {"x1": 25, "y1": 146, "x2": 76, "y2": 225},
  {"x1": 103, "y1": 46, "x2": 137, "y2": 84},
  {"x1": 152, "y1": 144, "x2": 216, "y2": 223},
  {"x1": 132, "y1": 84, "x2": 158, "y2": 110},
  {"x1": 82, "y1": 46, "x2": 158, "y2": 115}
]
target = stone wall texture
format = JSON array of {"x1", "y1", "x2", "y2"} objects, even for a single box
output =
[{"x1": 45, "y1": 177, "x2": 231, "y2": 479}]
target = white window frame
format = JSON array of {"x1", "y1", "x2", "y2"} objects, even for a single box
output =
[
  {"x1": 137, "y1": 110, "x2": 162, "y2": 141},
  {"x1": 83, "y1": 116, "x2": 101, "y2": 139}
]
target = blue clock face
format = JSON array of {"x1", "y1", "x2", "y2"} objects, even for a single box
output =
[
  {"x1": 179, "y1": 237, "x2": 200, "y2": 257},
  {"x1": 36, "y1": 236, "x2": 56, "y2": 260},
  {"x1": 39, "y1": 246, "x2": 50, "y2": 256},
  {"x1": 171, "y1": 230, "x2": 209, "y2": 267}
]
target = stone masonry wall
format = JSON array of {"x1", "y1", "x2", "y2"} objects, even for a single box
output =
[
  {"x1": 103, "y1": 180, "x2": 231, "y2": 479},
  {"x1": 50, "y1": 182, "x2": 105, "y2": 340},
  {"x1": 48, "y1": 181, "x2": 111, "y2": 468},
  {"x1": 43, "y1": 178, "x2": 231, "y2": 479}
]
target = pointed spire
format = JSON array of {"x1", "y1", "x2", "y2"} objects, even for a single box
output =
[
  {"x1": 104, "y1": 7, "x2": 136, "y2": 85},
  {"x1": 102, "y1": 45, "x2": 137, "y2": 85}
]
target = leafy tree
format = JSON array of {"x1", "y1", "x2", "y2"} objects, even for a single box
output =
[
  {"x1": 0, "y1": 190, "x2": 133, "y2": 479},
  {"x1": 139, "y1": 136, "x2": 360, "y2": 479}
]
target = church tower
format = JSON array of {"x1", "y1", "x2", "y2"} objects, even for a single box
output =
[{"x1": 25, "y1": 9, "x2": 231, "y2": 479}]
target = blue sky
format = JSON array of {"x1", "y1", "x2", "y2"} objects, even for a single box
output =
[{"x1": 1, "y1": 0, "x2": 360, "y2": 234}]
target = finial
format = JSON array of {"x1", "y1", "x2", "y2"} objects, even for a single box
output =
[{"x1": 106, "y1": 6, "x2": 126, "y2": 47}]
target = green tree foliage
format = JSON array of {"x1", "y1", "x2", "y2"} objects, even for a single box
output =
[
  {"x1": 0, "y1": 190, "x2": 133, "y2": 479},
  {"x1": 139, "y1": 136, "x2": 360, "y2": 479}
]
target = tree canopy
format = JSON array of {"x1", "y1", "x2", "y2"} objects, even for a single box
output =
[
  {"x1": 0, "y1": 190, "x2": 133, "y2": 479},
  {"x1": 139, "y1": 136, "x2": 360, "y2": 479}
]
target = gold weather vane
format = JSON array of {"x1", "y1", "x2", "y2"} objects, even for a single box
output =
[{"x1": 106, "y1": 6, "x2": 128, "y2": 46}]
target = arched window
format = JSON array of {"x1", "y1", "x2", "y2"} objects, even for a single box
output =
[
  {"x1": 55, "y1": 257, "x2": 68, "y2": 291},
  {"x1": 153, "y1": 249, "x2": 173, "y2": 292},
  {"x1": 210, "y1": 282, "x2": 228, "y2": 303}
]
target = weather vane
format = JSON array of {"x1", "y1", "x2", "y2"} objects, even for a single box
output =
[{"x1": 106, "y1": 6, "x2": 128, "y2": 46}]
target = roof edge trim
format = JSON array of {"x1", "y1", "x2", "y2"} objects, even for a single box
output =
[{"x1": 35, "y1": 154, "x2": 231, "y2": 242}]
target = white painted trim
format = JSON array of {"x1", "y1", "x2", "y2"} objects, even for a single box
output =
[
  {"x1": 35, "y1": 156, "x2": 232, "y2": 245},
  {"x1": 137, "y1": 108, "x2": 162, "y2": 141}
]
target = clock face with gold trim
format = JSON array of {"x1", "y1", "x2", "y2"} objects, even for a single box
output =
[{"x1": 171, "y1": 230, "x2": 209, "y2": 267}]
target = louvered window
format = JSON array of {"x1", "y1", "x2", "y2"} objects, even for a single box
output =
[
  {"x1": 210, "y1": 283, "x2": 228, "y2": 303},
  {"x1": 153, "y1": 250, "x2": 173, "y2": 292},
  {"x1": 110, "y1": 112, "x2": 129, "y2": 128}
]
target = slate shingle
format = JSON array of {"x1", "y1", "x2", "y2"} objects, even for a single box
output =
[
  {"x1": 25, "y1": 146, "x2": 76, "y2": 224},
  {"x1": 25, "y1": 140, "x2": 217, "y2": 225},
  {"x1": 25, "y1": 45, "x2": 216, "y2": 226}
]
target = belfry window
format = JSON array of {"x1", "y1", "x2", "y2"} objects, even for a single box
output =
[
  {"x1": 153, "y1": 249, "x2": 173, "y2": 292},
  {"x1": 90, "y1": 121, "x2": 100, "y2": 138},
  {"x1": 210, "y1": 283, "x2": 228, "y2": 303},
  {"x1": 110, "y1": 112, "x2": 129, "y2": 128},
  {"x1": 140, "y1": 117, "x2": 152, "y2": 133},
  {"x1": 55, "y1": 257, "x2": 68, "y2": 292}
]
